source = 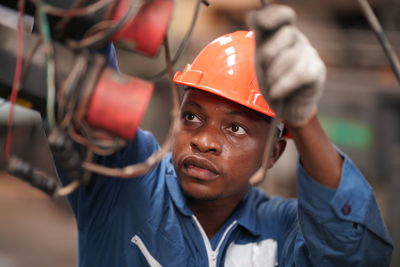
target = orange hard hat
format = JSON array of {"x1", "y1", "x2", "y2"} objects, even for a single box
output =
[{"x1": 173, "y1": 30, "x2": 276, "y2": 118}]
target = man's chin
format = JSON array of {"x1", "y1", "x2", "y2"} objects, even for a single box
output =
[
  {"x1": 183, "y1": 191, "x2": 222, "y2": 201},
  {"x1": 180, "y1": 183, "x2": 222, "y2": 201}
]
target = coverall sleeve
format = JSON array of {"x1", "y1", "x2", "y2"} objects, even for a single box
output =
[
  {"x1": 294, "y1": 149, "x2": 393, "y2": 266},
  {"x1": 57, "y1": 128, "x2": 160, "y2": 229}
]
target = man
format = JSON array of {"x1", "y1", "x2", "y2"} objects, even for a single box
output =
[{"x1": 59, "y1": 4, "x2": 393, "y2": 267}]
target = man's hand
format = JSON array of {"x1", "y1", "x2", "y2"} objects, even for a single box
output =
[{"x1": 247, "y1": 4, "x2": 326, "y2": 126}]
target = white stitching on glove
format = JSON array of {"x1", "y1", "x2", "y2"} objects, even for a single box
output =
[{"x1": 247, "y1": 4, "x2": 326, "y2": 127}]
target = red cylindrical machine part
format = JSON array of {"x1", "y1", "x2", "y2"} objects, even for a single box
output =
[
  {"x1": 112, "y1": 0, "x2": 174, "y2": 56},
  {"x1": 86, "y1": 68, "x2": 154, "y2": 140}
]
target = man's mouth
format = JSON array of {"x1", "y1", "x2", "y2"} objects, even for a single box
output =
[{"x1": 181, "y1": 155, "x2": 220, "y2": 181}]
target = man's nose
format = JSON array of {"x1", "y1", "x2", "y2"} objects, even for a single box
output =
[{"x1": 190, "y1": 126, "x2": 222, "y2": 155}]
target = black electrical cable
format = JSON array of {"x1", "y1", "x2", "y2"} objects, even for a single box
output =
[
  {"x1": 358, "y1": 0, "x2": 400, "y2": 86},
  {"x1": 49, "y1": 128, "x2": 87, "y2": 183},
  {"x1": 30, "y1": 0, "x2": 113, "y2": 17},
  {"x1": 151, "y1": 0, "x2": 209, "y2": 81},
  {"x1": 7, "y1": 156, "x2": 58, "y2": 196},
  {"x1": 55, "y1": 0, "x2": 94, "y2": 39},
  {"x1": 67, "y1": 0, "x2": 143, "y2": 50},
  {"x1": 201, "y1": 0, "x2": 210, "y2": 7},
  {"x1": 249, "y1": 0, "x2": 286, "y2": 185}
]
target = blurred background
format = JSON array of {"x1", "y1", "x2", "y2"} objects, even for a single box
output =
[{"x1": 1, "y1": 0, "x2": 400, "y2": 266}]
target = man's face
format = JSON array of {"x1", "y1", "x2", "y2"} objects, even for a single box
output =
[{"x1": 172, "y1": 89, "x2": 275, "y2": 201}]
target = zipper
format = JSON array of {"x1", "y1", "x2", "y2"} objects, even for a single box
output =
[
  {"x1": 131, "y1": 235, "x2": 162, "y2": 267},
  {"x1": 192, "y1": 215, "x2": 237, "y2": 267}
]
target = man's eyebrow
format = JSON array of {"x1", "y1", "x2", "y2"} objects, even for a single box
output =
[
  {"x1": 228, "y1": 109, "x2": 272, "y2": 124},
  {"x1": 184, "y1": 103, "x2": 249, "y2": 118},
  {"x1": 227, "y1": 110, "x2": 246, "y2": 117},
  {"x1": 183, "y1": 101, "x2": 204, "y2": 111}
]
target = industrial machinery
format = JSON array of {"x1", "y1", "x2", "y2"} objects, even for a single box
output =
[{"x1": 0, "y1": 0, "x2": 207, "y2": 197}]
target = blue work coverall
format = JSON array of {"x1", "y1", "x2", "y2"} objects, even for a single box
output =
[{"x1": 59, "y1": 128, "x2": 393, "y2": 267}]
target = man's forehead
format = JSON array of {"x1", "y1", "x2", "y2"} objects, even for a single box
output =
[{"x1": 182, "y1": 88, "x2": 271, "y2": 122}]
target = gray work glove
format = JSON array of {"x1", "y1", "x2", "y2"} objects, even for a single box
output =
[{"x1": 247, "y1": 4, "x2": 326, "y2": 126}]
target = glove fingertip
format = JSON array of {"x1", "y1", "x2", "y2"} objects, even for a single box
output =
[{"x1": 268, "y1": 84, "x2": 287, "y2": 100}]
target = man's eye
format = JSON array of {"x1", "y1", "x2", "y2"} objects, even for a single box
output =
[
  {"x1": 228, "y1": 124, "x2": 246, "y2": 135},
  {"x1": 184, "y1": 113, "x2": 200, "y2": 123}
]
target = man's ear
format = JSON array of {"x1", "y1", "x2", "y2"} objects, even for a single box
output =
[{"x1": 267, "y1": 138, "x2": 287, "y2": 169}]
